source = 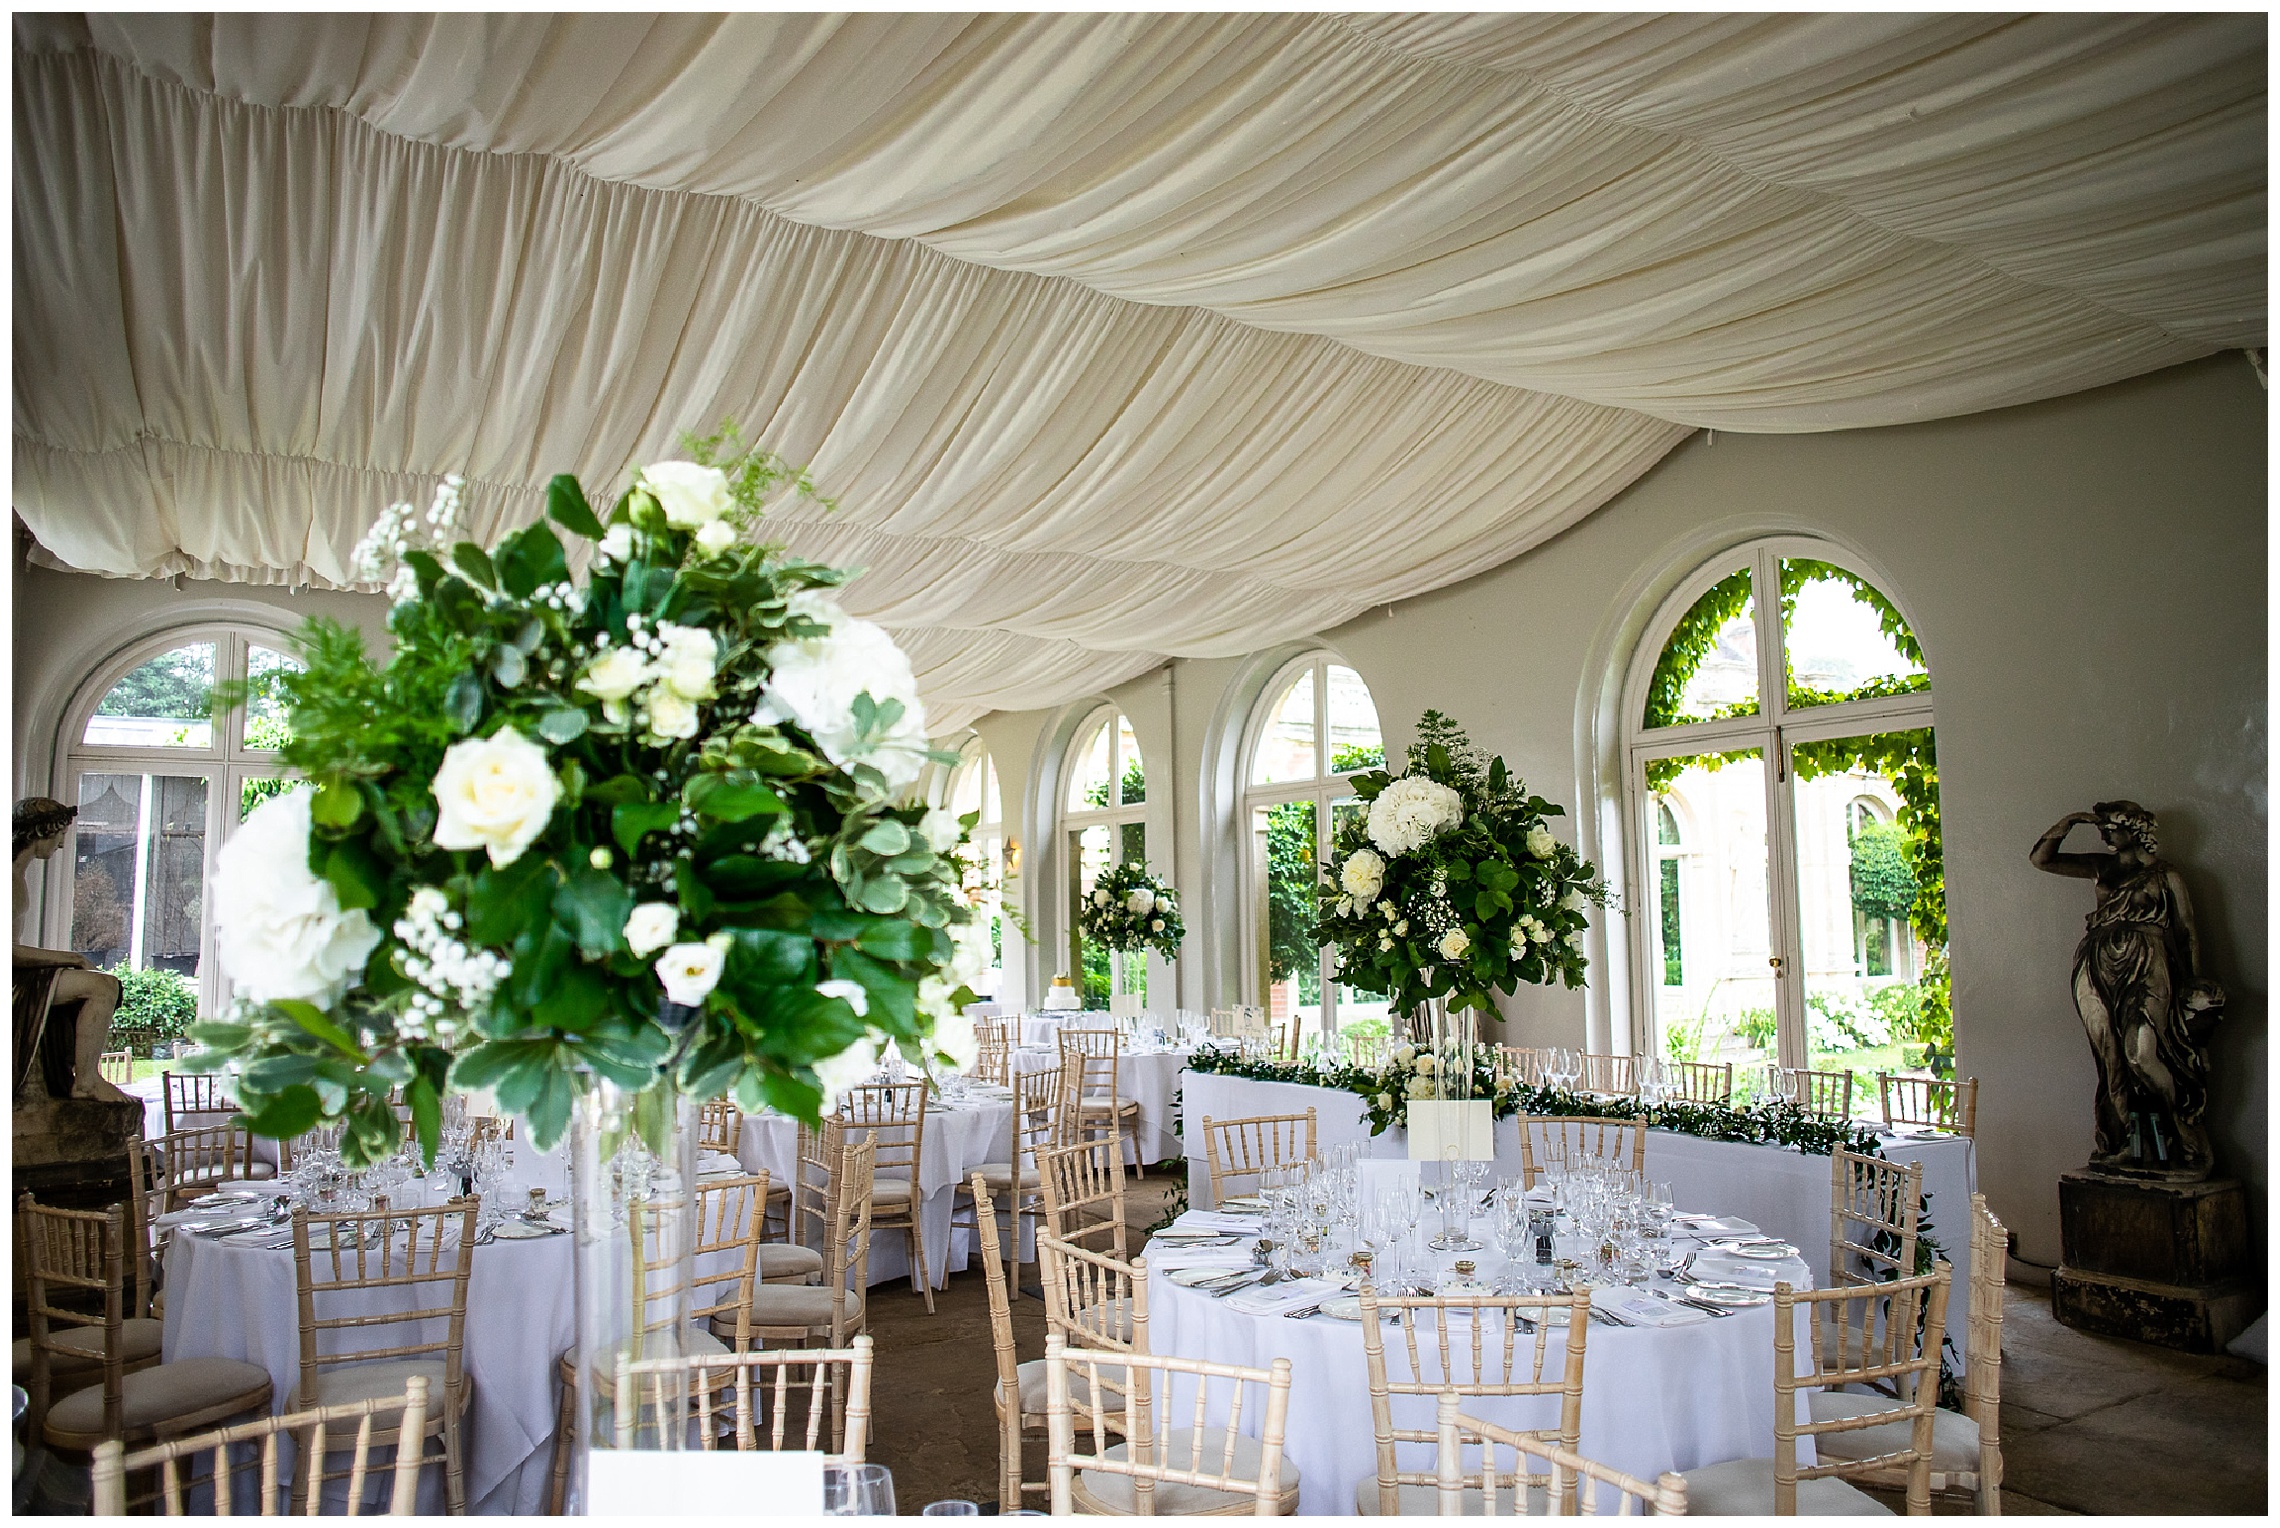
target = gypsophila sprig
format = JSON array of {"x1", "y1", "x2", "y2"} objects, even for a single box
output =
[
  {"x1": 1313, "y1": 710, "x2": 1609, "y2": 1018},
  {"x1": 1077, "y1": 861, "x2": 1184, "y2": 960},
  {"x1": 195, "y1": 429, "x2": 982, "y2": 1167}
]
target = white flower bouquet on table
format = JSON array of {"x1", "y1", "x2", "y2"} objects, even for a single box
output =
[
  {"x1": 1076, "y1": 861, "x2": 1184, "y2": 960},
  {"x1": 194, "y1": 426, "x2": 985, "y2": 1166},
  {"x1": 1313, "y1": 711, "x2": 1607, "y2": 1021}
]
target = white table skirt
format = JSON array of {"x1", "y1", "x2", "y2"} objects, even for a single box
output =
[
  {"x1": 1011, "y1": 1046, "x2": 1188, "y2": 1165},
  {"x1": 738, "y1": 1099, "x2": 1013, "y2": 1289},
  {"x1": 1179, "y1": 1071, "x2": 1978, "y2": 1364},
  {"x1": 1147, "y1": 1239, "x2": 1816, "y2": 1515}
]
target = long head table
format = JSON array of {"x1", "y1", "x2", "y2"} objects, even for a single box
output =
[{"x1": 1178, "y1": 1069, "x2": 1979, "y2": 1368}]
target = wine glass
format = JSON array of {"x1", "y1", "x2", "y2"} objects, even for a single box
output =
[{"x1": 824, "y1": 1463, "x2": 897, "y2": 1516}]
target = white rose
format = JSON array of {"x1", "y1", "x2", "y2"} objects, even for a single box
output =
[
  {"x1": 1394, "y1": 920, "x2": 1409, "y2": 936},
  {"x1": 927, "y1": 997, "x2": 980, "y2": 1073},
  {"x1": 1375, "y1": 1092, "x2": 1393, "y2": 1111},
  {"x1": 577, "y1": 648, "x2": 650, "y2": 722},
  {"x1": 1381, "y1": 903, "x2": 1397, "y2": 921},
  {"x1": 1379, "y1": 934, "x2": 1393, "y2": 951},
  {"x1": 1438, "y1": 927, "x2": 1471, "y2": 962},
  {"x1": 1093, "y1": 889, "x2": 1112, "y2": 908},
  {"x1": 918, "y1": 807, "x2": 963, "y2": 853},
  {"x1": 646, "y1": 689, "x2": 700, "y2": 740},
  {"x1": 1392, "y1": 1044, "x2": 1416, "y2": 1066},
  {"x1": 1561, "y1": 888, "x2": 1586, "y2": 913},
  {"x1": 1340, "y1": 848, "x2": 1386, "y2": 903},
  {"x1": 754, "y1": 616, "x2": 930, "y2": 792},
  {"x1": 1532, "y1": 919, "x2": 1554, "y2": 944},
  {"x1": 598, "y1": 523, "x2": 634, "y2": 562},
  {"x1": 1510, "y1": 925, "x2": 1530, "y2": 959},
  {"x1": 1526, "y1": 826, "x2": 1558, "y2": 859},
  {"x1": 623, "y1": 902, "x2": 680, "y2": 958},
  {"x1": 1416, "y1": 1053, "x2": 1439, "y2": 1075},
  {"x1": 642, "y1": 461, "x2": 735, "y2": 529},
  {"x1": 654, "y1": 623, "x2": 718, "y2": 701},
  {"x1": 1126, "y1": 888, "x2": 1155, "y2": 916},
  {"x1": 693, "y1": 519, "x2": 739, "y2": 556},
  {"x1": 1407, "y1": 1075, "x2": 1436, "y2": 1100},
  {"x1": 947, "y1": 919, "x2": 993, "y2": 989},
  {"x1": 813, "y1": 1033, "x2": 879, "y2": 1105},
  {"x1": 817, "y1": 978, "x2": 870, "y2": 1018},
  {"x1": 430, "y1": 728, "x2": 559, "y2": 868},
  {"x1": 655, "y1": 942, "x2": 725, "y2": 1006},
  {"x1": 212, "y1": 790, "x2": 381, "y2": 1005},
  {"x1": 1151, "y1": 917, "x2": 1165, "y2": 932},
  {"x1": 1366, "y1": 777, "x2": 1464, "y2": 857}
]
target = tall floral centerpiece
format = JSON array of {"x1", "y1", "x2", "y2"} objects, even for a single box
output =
[
  {"x1": 1076, "y1": 861, "x2": 1183, "y2": 1016},
  {"x1": 1312, "y1": 712, "x2": 1605, "y2": 1112},
  {"x1": 195, "y1": 428, "x2": 986, "y2": 1484}
]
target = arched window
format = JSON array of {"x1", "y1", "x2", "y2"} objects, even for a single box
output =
[
  {"x1": 58, "y1": 627, "x2": 303, "y2": 1017},
  {"x1": 947, "y1": 743, "x2": 1006, "y2": 998},
  {"x1": 1624, "y1": 544, "x2": 1938, "y2": 1109},
  {"x1": 1059, "y1": 705, "x2": 1148, "y2": 1009},
  {"x1": 1240, "y1": 656, "x2": 1385, "y2": 1039}
]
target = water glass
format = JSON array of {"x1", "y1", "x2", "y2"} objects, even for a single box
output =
[
  {"x1": 921, "y1": 1502, "x2": 979, "y2": 1516},
  {"x1": 824, "y1": 1463, "x2": 897, "y2": 1516}
]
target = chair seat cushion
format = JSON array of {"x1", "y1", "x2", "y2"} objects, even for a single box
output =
[
  {"x1": 1079, "y1": 1099, "x2": 1143, "y2": 1117},
  {"x1": 976, "y1": 1162, "x2": 1042, "y2": 1190},
  {"x1": 289, "y1": 1355, "x2": 466, "y2": 1415},
  {"x1": 742, "y1": 1284, "x2": 866, "y2": 1332},
  {"x1": 15, "y1": 1318, "x2": 165, "y2": 1383},
  {"x1": 45, "y1": 1357, "x2": 273, "y2": 1449},
  {"x1": 1074, "y1": 1426, "x2": 1301, "y2": 1515},
  {"x1": 759, "y1": 1243, "x2": 825, "y2": 1281},
  {"x1": 999, "y1": 1357, "x2": 1125, "y2": 1417},
  {"x1": 869, "y1": 1177, "x2": 916, "y2": 1206},
  {"x1": 1355, "y1": 1478, "x2": 1499, "y2": 1514},
  {"x1": 1809, "y1": 1392, "x2": 1982, "y2": 1474},
  {"x1": 1679, "y1": 1458, "x2": 1893, "y2": 1516}
]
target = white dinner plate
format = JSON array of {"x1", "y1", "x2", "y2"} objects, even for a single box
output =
[
  {"x1": 1685, "y1": 1284, "x2": 1772, "y2": 1307},
  {"x1": 1717, "y1": 1240, "x2": 1800, "y2": 1260},
  {"x1": 1318, "y1": 1295, "x2": 1400, "y2": 1323},
  {"x1": 491, "y1": 1219, "x2": 565, "y2": 1240}
]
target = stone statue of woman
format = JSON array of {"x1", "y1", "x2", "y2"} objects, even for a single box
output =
[{"x1": 2030, "y1": 801, "x2": 2223, "y2": 1180}]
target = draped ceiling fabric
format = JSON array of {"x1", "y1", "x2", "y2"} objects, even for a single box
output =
[{"x1": 13, "y1": 14, "x2": 2265, "y2": 733}]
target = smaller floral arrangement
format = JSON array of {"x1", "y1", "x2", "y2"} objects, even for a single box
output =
[
  {"x1": 1314, "y1": 711, "x2": 1607, "y2": 1020},
  {"x1": 1077, "y1": 861, "x2": 1184, "y2": 960}
]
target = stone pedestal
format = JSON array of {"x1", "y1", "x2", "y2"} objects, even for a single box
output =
[{"x1": 2053, "y1": 1171, "x2": 2260, "y2": 1352}]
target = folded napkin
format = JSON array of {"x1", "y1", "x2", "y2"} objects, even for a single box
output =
[
  {"x1": 1222, "y1": 1278, "x2": 1337, "y2": 1317},
  {"x1": 1595, "y1": 1287, "x2": 1710, "y2": 1327},
  {"x1": 1148, "y1": 1248, "x2": 1256, "y2": 1273},
  {"x1": 698, "y1": 1152, "x2": 746, "y2": 1177},
  {"x1": 1690, "y1": 1252, "x2": 1810, "y2": 1292},
  {"x1": 1175, "y1": 1212, "x2": 1263, "y2": 1234},
  {"x1": 1675, "y1": 1214, "x2": 1760, "y2": 1236}
]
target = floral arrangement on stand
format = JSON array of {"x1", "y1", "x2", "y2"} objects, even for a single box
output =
[
  {"x1": 1314, "y1": 712, "x2": 1606, "y2": 1023},
  {"x1": 1077, "y1": 861, "x2": 1184, "y2": 960},
  {"x1": 193, "y1": 427, "x2": 986, "y2": 1165}
]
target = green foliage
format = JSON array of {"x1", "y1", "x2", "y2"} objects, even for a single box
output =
[
  {"x1": 1077, "y1": 860, "x2": 1183, "y2": 959},
  {"x1": 1642, "y1": 569, "x2": 1755, "y2": 731},
  {"x1": 107, "y1": 965, "x2": 199, "y2": 1051},
  {"x1": 1779, "y1": 559, "x2": 1924, "y2": 673},
  {"x1": 1733, "y1": 1005, "x2": 1777, "y2": 1051},
  {"x1": 1314, "y1": 711, "x2": 1607, "y2": 1018},
  {"x1": 1083, "y1": 757, "x2": 1147, "y2": 809},
  {"x1": 1263, "y1": 801, "x2": 1316, "y2": 983},
  {"x1": 1849, "y1": 818, "x2": 1917, "y2": 920},
  {"x1": 1330, "y1": 741, "x2": 1385, "y2": 773},
  {"x1": 97, "y1": 645, "x2": 213, "y2": 720}
]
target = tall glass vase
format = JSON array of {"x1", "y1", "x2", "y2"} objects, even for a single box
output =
[
  {"x1": 569, "y1": 1077, "x2": 701, "y2": 1509},
  {"x1": 1109, "y1": 949, "x2": 1145, "y2": 1019},
  {"x1": 1431, "y1": 1001, "x2": 1478, "y2": 1104}
]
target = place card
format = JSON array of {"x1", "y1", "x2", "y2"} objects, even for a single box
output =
[{"x1": 586, "y1": 1449, "x2": 823, "y2": 1515}]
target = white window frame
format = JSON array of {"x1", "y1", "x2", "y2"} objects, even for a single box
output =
[
  {"x1": 1237, "y1": 653, "x2": 1383, "y2": 1035},
  {"x1": 1620, "y1": 540, "x2": 1934, "y2": 1077},
  {"x1": 49, "y1": 624, "x2": 298, "y2": 1017},
  {"x1": 947, "y1": 740, "x2": 1007, "y2": 998},
  {"x1": 1057, "y1": 704, "x2": 1150, "y2": 996}
]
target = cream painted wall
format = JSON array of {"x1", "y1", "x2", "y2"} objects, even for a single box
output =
[{"x1": 958, "y1": 355, "x2": 2266, "y2": 1268}]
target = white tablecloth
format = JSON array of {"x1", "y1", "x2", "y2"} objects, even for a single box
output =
[
  {"x1": 161, "y1": 1160, "x2": 578, "y2": 1515},
  {"x1": 1179, "y1": 1071, "x2": 1978, "y2": 1364},
  {"x1": 1146, "y1": 1218, "x2": 1816, "y2": 1515},
  {"x1": 1012, "y1": 1046, "x2": 1189, "y2": 1165},
  {"x1": 738, "y1": 1097, "x2": 1013, "y2": 1290}
]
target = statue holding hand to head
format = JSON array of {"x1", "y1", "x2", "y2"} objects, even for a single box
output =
[{"x1": 2031, "y1": 801, "x2": 2223, "y2": 1180}]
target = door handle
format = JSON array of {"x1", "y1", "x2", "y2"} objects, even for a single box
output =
[{"x1": 1768, "y1": 956, "x2": 1785, "y2": 974}]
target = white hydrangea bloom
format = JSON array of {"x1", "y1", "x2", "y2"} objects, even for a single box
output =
[
  {"x1": 754, "y1": 616, "x2": 930, "y2": 792},
  {"x1": 1367, "y1": 777, "x2": 1464, "y2": 857}
]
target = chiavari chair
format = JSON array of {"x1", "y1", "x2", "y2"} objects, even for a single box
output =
[
  {"x1": 1496, "y1": 1045, "x2": 1550, "y2": 1087},
  {"x1": 954, "y1": 1060, "x2": 1062, "y2": 1296},
  {"x1": 98, "y1": 1050, "x2": 134, "y2": 1087},
  {"x1": 1680, "y1": 1264, "x2": 1953, "y2": 1515},
  {"x1": 162, "y1": 1070, "x2": 233, "y2": 1133},
  {"x1": 974, "y1": 1017, "x2": 1016, "y2": 1085},
  {"x1": 971, "y1": 1177, "x2": 1051, "y2": 1513},
  {"x1": 1878, "y1": 1073, "x2": 1978, "y2": 1138},
  {"x1": 1514, "y1": 1116, "x2": 1646, "y2": 1188},
  {"x1": 1435, "y1": 1392, "x2": 1689, "y2": 1516},
  {"x1": 1059, "y1": 1028, "x2": 1143, "y2": 1175},
  {"x1": 20, "y1": 1195, "x2": 271, "y2": 1465},
  {"x1": 289, "y1": 1197, "x2": 478, "y2": 1513},
  {"x1": 1770, "y1": 1065, "x2": 1855, "y2": 1121},
  {"x1": 744, "y1": 1132, "x2": 875, "y2": 1454},
  {"x1": 1199, "y1": 1110, "x2": 1317, "y2": 1205},
  {"x1": 698, "y1": 1097, "x2": 742, "y2": 1154},
  {"x1": 1576, "y1": 1054, "x2": 1638, "y2": 1097},
  {"x1": 150, "y1": 1123, "x2": 262, "y2": 1212},
  {"x1": 91, "y1": 1375, "x2": 431, "y2": 1516},
  {"x1": 1357, "y1": 1286, "x2": 1591, "y2": 1515},
  {"x1": 611, "y1": 1338, "x2": 873, "y2": 1464},
  {"x1": 1045, "y1": 1334, "x2": 1301, "y2": 1515},
  {"x1": 838, "y1": 1080, "x2": 934, "y2": 1311},
  {"x1": 1666, "y1": 1059, "x2": 1735, "y2": 1105},
  {"x1": 1828, "y1": 1147, "x2": 1923, "y2": 1293},
  {"x1": 1036, "y1": 1136, "x2": 1131, "y2": 1262}
]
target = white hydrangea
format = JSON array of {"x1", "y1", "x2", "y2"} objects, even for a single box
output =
[
  {"x1": 1367, "y1": 777, "x2": 1464, "y2": 857},
  {"x1": 212, "y1": 790, "x2": 382, "y2": 1006},
  {"x1": 754, "y1": 614, "x2": 931, "y2": 792},
  {"x1": 1340, "y1": 848, "x2": 1385, "y2": 904},
  {"x1": 918, "y1": 807, "x2": 963, "y2": 853},
  {"x1": 1125, "y1": 887, "x2": 1155, "y2": 916}
]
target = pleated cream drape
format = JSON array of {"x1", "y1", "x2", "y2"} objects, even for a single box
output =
[{"x1": 13, "y1": 14, "x2": 2263, "y2": 729}]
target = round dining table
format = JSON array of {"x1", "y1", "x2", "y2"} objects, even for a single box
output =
[{"x1": 1142, "y1": 1208, "x2": 1816, "y2": 1515}]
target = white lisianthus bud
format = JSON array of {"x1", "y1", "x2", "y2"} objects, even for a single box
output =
[
  {"x1": 655, "y1": 942, "x2": 725, "y2": 1006},
  {"x1": 1526, "y1": 826, "x2": 1558, "y2": 859},
  {"x1": 693, "y1": 519, "x2": 739, "y2": 556},
  {"x1": 1509, "y1": 925, "x2": 1529, "y2": 959},
  {"x1": 598, "y1": 523, "x2": 634, "y2": 562},
  {"x1": 589, "y1": 847, "x2": 613, "y2": 870},
  {"x1": 1393, "y1": 920, "x2": 1409, "y2": 936},
  {"x1": 430, "y1": 728, "x2": 560, "y2": 868},
  {"x1": 646, "y1": 688, "x2": 700, "y2": 740},
  {"x1": 623, "y1": 903, "x2": 680, "y2": 957},
  {"x1": 1379, "y1": 934, "x2": 1394, "y2": 951},
  {"x1": 1150, "y1": 917, "x2": 1165, "y2": 932},
  {"x1": 1340, "y1": 848, "x2": 1386, "y2": 903},
  {"x1": 1438, "y1": 927, "x2": 1471, "y2": 962},
  {"x1": 817, "y1": 978, "x2": 870, "y2": 1018},
  {"x1": 641, "y1": 461, "x2": 735, "y2": 528},
  {"x1": 918, "y1": 807, "x2": 962, "y2": 853}
]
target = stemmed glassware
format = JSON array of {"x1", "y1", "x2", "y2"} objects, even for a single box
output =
[{"x1": 1546, "y1": 1048, "x2": 1582, "y2": 1094}]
